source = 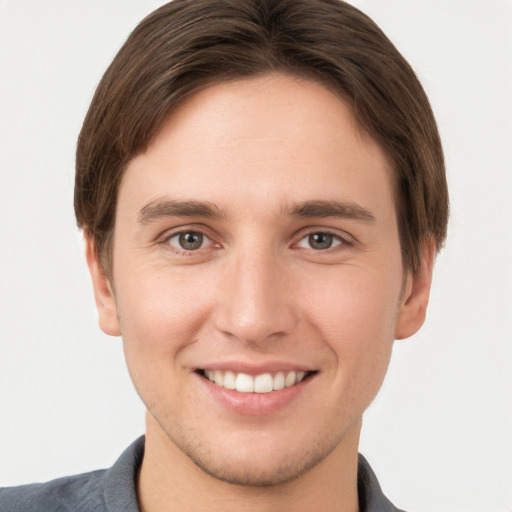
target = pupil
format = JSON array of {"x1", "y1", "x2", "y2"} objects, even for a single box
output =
[
  {"x1": 309, "y1": 233, "x2": 333, "y2": 250},
  {"x1": 179, "y1": 232, "x2": 203, "y2": 250}
]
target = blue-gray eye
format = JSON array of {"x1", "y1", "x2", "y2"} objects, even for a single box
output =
[
  {"x1": 297, "y1": 232, "x2": 342, "y2": 250},
  {"x1": 168, "y1": 231, "x2": 207, "y2": 251}
]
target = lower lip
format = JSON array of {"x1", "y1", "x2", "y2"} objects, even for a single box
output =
[{"x1": 197, "y1": 373, "x2": 314, "y2": 416}]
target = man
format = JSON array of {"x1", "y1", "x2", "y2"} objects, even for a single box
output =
[{"x1": 0, "y1": 0, "x2": 448, "y2": 510}]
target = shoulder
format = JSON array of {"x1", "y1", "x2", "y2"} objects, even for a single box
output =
[
  {"x1": 358, "y1": 453, "x2": 407, "y2": 512},
  {"x1": 0, "y1": 469, "x2": 108, "y2": 512},
  {"x1": 0, "y1": 436, "x2": 144, "y2": 512}
]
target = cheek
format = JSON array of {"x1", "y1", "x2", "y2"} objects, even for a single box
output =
[
  {"x1": 301, "y1": 265, "x2": 401, "y2": 387},
  {"x1": 114, "y1": 265, "x2": 217, "y2": 367},
  {"x1": 304, "y1": 264, "x2": 401, "y2": 336},
  {"x1": 114, "y1": 267, "x2": 218, "y2": 414}
]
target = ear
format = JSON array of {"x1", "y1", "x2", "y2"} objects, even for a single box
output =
[
  {"x1": 84, "y1": 233, "x2": 121, "y2": 336},
  {"x1": 395, "y1": 239, "x2": 436, "y2": 340}
]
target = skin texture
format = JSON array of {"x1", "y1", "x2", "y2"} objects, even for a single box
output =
[{"x1": 86, "y1": 73, "x2": 434, "y2": 511}]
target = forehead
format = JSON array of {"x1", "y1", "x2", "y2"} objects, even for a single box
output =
[{"x1": 119, "y1": 73, "x2": 395, "y2": 222}]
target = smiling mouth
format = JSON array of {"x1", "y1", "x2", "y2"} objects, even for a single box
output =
[{"x1": 197, "y1": 369, "x2": 315, "y2": 393}]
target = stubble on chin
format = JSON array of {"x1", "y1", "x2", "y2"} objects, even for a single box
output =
[{"x1": 154, "y1": 415, "x2": 345, "y2": 488}]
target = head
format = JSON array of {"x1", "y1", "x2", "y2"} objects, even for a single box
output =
[{"x1": 75, "y1": 0, "x2": 448, "y2": 490}]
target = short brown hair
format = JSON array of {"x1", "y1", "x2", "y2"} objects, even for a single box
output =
[{"x1": 75, "y1": 0, "x2": 448, "y2": 275}]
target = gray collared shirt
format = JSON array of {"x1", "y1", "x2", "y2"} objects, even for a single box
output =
[{"x1": 0, "y1": 437, "x2": 404, "y2": 511}]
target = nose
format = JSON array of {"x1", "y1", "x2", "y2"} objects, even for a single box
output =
[{"x1": 212, "y1": 247, "x2": 298, "y2": 346}]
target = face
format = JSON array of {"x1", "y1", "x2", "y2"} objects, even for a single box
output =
[{"x1": 88, "y1": 73, "x2": 432, "y2": 486}]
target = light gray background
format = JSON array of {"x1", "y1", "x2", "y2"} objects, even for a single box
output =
[{"x1": 1, "y1": 1, "x2": 511, "y2": 511}]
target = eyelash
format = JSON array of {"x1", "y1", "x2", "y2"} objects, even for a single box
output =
[{"x1": 158, "y1": 227, "x2": 353, "y2": 256}]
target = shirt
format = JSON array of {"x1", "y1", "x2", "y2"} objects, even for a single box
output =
[{"x1": 0, "y1": 437, "x2": 405, "y2": 511}]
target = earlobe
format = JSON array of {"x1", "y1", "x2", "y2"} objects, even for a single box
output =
[
  {"x1": 84, "y1": 233, "x2": 121, "y2": 337},
  {"x1": 395, "y1": 239, "x2": 436, "y2": 340}
]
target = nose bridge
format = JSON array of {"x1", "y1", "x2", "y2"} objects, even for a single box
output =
[{"x1": 214, "y1": 240, "x2": 296, "y2": 345}]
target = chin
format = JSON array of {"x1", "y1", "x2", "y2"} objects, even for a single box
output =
[
  {"x1": 161, "y1": 419, "x2": 339, "y2": 488},
  {"x1": 185, "y1": 444, "x2": 329, "y2": 488}
]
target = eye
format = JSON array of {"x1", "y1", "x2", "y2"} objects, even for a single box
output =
[
  {"x1": 296, "y1": 232, "x2": 343, "y2": 250},
  {"x1": 167, "y1": 231, "x2": 209, "y2": 251}
]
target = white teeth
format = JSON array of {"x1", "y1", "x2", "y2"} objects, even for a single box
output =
[
  {"x1": 254, "y1": 373, "x2": 273, "y2": 393},
  {"x1": 285, "y1": 371, "x2": 296, "y2": 388},
  {"x1": 214, "y1": 370, "x2": 224, "y2": 387},
  {"x1": 202, "y1": 369, "x2": 309, "y2": 393},
  {"x1": 223, "y1": 370, "x2": 236, "y2": 390},
  {"x1": 235, "y1": 373, "x2": 254, "y2": 393},
  {"x1": 273, "y1": 371, "x2": 285, "y2": 391}
]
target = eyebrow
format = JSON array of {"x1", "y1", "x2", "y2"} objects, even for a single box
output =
[
  {"x1": 137, "y1": 198, "x2": 375, "y2": 224},
  {"x1": 287, "y1": 200, "x2": 376, "y2": 222},
  {"x1": 138, "y1": 199, "x2": 224, "y2": 224}
]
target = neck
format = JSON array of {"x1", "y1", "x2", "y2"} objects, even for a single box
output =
[{"x1": 138, "y1": 412, "x2": 361, "y2": 512}]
